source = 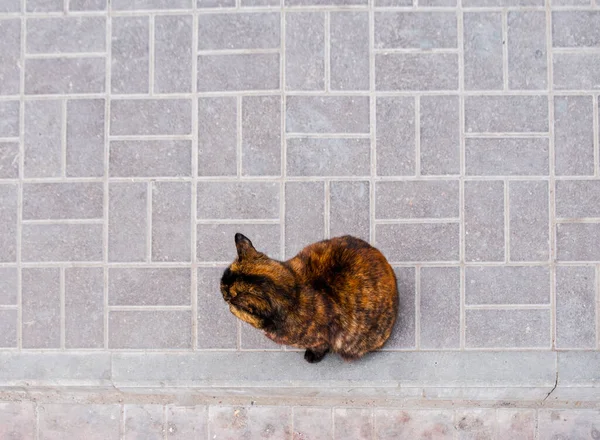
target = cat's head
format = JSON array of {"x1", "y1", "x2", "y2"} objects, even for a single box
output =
[{"x1": 220, "y1": 233, "x2": 294, "y2": 331}]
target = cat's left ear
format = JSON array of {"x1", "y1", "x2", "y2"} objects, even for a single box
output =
[{"x1": 235, "y1": 233, "x2": 257, "y2": 260}]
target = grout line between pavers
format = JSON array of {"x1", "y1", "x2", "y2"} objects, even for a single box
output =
[
  {"x1": 24, "y1": 52, "x2": 107, "y2": 59},
  {"x1": 103, "y1": 10, "x2": 112, "y2": 351},
  {"x1": 120, "y1": 405, "x2": 126, "y2": 439},
  {"x1": 59, "y1": 267, "x2": 65, "y2": 350},
  {"x1": 17, "y1": 0, "x2": 26, "y2": 351},
  {"x1": 191, "y1": 3, "x2": 199, "y2": 352}
]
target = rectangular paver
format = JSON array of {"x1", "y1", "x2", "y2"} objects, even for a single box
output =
[
  {"x1": 109, "y1": 311, "x2": 192, "y2": 349},
  {"x1": 65, "y1": 267, "x2": 104, "y2": 348},
  {"x1": 285, "y1": 181, "x2": 325, "y2": 257},
  {"x1": 509, "y1": 180, "x2": 549, "y2": 261},
  {"x1": 420, "y1": 267, "x2": 460, "y2": 349},
  {"x1": 554, "y1": 96, "x2": 595, "y2": 176},
  {"x1": 241, "y1": 96, "x2": 281, "y2": 176},
  {"x1": 466, "y1": 266, "x2": 550, "y2": 305},
  {"x1": 376, "y1": 181, "x2": 459, "y2": 219},
  {"x1": 385, "y1": 267, "x2": 416, "y2": 349},
  {"x1": 376, "y1": 96, "x2": 415, "y2": 176},
  {"x1": 329, "y1": 181, "x2": 370, "y2": 242},
  {"x1": 376, "y1": 223, "x2": 459, "y2": 262},
  {"x1": 22, "y1": 268, "x2": 60, "y2": 348},
  {"x1": 466, "y1": 309, "x2": 551, "y2": 348},
  {"x1": 285, "y1": 12, "x2": 325, "y2": 91},
  {"x1": 331, "y1": 12, "x2": 369, "y2": 91},
  {"x1": 463, "y1": 12, "x2": 503, "y2": 90}
]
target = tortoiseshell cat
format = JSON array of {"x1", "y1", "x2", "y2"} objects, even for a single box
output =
[{"x1": 220, "y1": 233, "x2": 399, "y2": 363}]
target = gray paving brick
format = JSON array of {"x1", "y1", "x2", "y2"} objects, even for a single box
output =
[
  {"x1": 456, "y1": 409, "x2": 496, "y2": 440},
  {"x1": 496, "y1": 409, "x2": 535, "y2": 440},
  {"x1": 27, "y1": 0, "x2": 63, "y2": 12},
  {"x1": 22, "y1": 268, "x2": 60, "y2": 348},
  {"x1": 375, "y1": 409, "x2": 454, "y2": 440},
  {"x1": 24, "y1": 99, "x2": 61, "y2": 177},
  {"x1": 293, "y1": 407, "x2": 332, "y2": 440},
  {"x1": 67, "y1": 99, "x2": 105, "y2": 178},
  {"x1": 197, "y1": 53, "x2": 280, "y2": 92},
  {"x1": 286, "y1": 96, "x2": 369, "y2": 134},
  {"x1": 241, "y1": 320, "x2": 281, "y2": 349},
  {"x1": 508, "y1": 12, "x2": 547, "y2": 90},
  {"x1": 331, "y1": 12, "x2": 369, "y2": 91},
  {"x1": 285, "y1": 181, "x2": 324, "y2": 258},
  {"x1": 466, "y1": 138, "x2": 549, "y2": 176},
  {"x1": 285, "y1": 12, "x2": 324, "y2": 91},
  {"x1": 334, "y1": 408, "x2": 372, "y2": 440},
  {"x1": 0, "y1": 142, "x2": 18, "y2": 178},
  {"x1": 385, "y1": 267, "x2": 415, "y2": 349},
  {"x1": 0, "y1": 309, "x2": 17, "y2": 347},
  {"x1": 154, "y1": 15, "x2": 193, "y2": 94},
  {"x1": 0, "y1": 403, "x2": 35, "y2": 440},
  {"x1": 556, "y1": 180, "x2": 600, "y2": 218},
  {"x1": 553, "y1": 12, "x2": 600, "y2": 48},
  {"x1": 25, "y1": 57, "x2": 105, "y2": 94},
  {"x1": 420, "y1": 267, "x2": 460, "y2": 349},
  {"x1": 39, "y1": 404, "x2": 120, "y2": 440},
  {"x1": 111, "y1": 17, "x2": 149, "y2": 94},
  {"x1": 198, "y1": 97, "x2": 237, "y2": 176},
  {"x1": 27, "y1": 17, "x2": 106, "y2": 54},
  {"x1": 109, "y1": 268, "x2": 190, "y2": 306},
  {"x1": 465, "y1": 95, "x2": 548, "y2": 133},
  {"x1": 242, "y1": 95, "x2": 280, "y2": 176},
  {"x1": 0, "y1": 101, "x2": 19, "y2": 137},
  {"x1": 329, "y1": 181, "x2": 370, "y2": 242},
  {"x1": 166, "y1": 406, "x2": 208, "y2": 440},
  {"x1": 197, "y1": 223, "x2": 281, "y2": 261},
  {"x1": 243, "y1": 0, "x2": 279, "y2": 5},
  {"x1": 124, "y1": 405, "x2": 164, "y2": 440},
  {"x1": 554, "y1": 53, "x2": 600, "y2": 90},
  {"x1": 466, "y1": 309, "x2": 550, "y2": 348},
  {"x1": 0, "y1": 19, "x2": 20, "y2": 95},
  {"x1": 197, "y1": 267, "x2": 237, "y2": 349},
  {"x1": 152, "y1": 182, "x2": 191, "y2": 262},
  {"x1": 197, "y1": 0, "x2": 234, "y2": 10},
  {"x1": 69, "y1": 0, "x2": 107, "y2": 10},
  {"x1": 554, "y1": 95, "x2": 595, "y2": 176},
  {"x1": 286, "y1": 0, "x2": 365, "y2": 5},
  {"x1": 376, "y1": 96, "x2": 415, "y2": 176},
  {"x1": 199, "y1": 13, "x2": 279, "y2": 50},
  {"x1": 0, "y1": 0, "x2": 20, "y2": 12},
  {"x1": 465, "y1": 180, "x2": 505, "y2": 262},
  {"x1": 22, "y1": 224, "x2": 103, "y2": 262},
  {"x1": 556, "y1": 266, "x2": 596, "y2": 349},
  {"x1": 208, "y1": 406, "x2": 291, "y2": 440},
  {"x1": 538, "y1": 410, "x2": 600, "y2": 440},
  {"x1": 65, "y1": 267, "x2": 104, "y2": 349},
  {"x1": 197, "y1": 182, "x2": 279, "y2": 219},
  {"x1": 376, "y1": 181, "x2": 459, "y2": 219},
  {"x1": 466, "y1": 266, "x2": 550, "y2": 305},
  {"x1": 0, "y1": 184, "x2": 17, "y2": 262},
  {"x1": 0, "y1": 267, "x2": 17, "y2": 305},
  {"x1": 376, "y1": 0, "x2": 412, "y2": 6},
  {"x1": 111, "y1": 0, "x2": 192, "y2": 9},
  {"x1": 108, "y1": 182, "x2": 147, "y2": 262},
  {"x1": 420, "y1": 95, "x2": 460, "y2": 175},
  {"x1": 287, "y1": 137, "x2": 370, "y2": 176},
  {"x1": 23, "y1": 183, "x2": 103, "y2": 220},
  {"x1": 375, "y1": 12, "x2": 457, "y2": 49},
  {"x1": 376, "y1": 53, "x2": 458, "y2": 91},
  {"x1": 110, "y1": 140, "x2": 191, "y2": 177},
  {"x1": 110, "y1": 99, "x2": 191, "y2": 135},
  {"x1": 109, "y1": 310, "x2": 191, "y2": 349},
  {"x1": 509, "y1": 181, "x2": 549, "y2": 261},
  {"x1": 463, "y1": 0, "x2": 540, "y2": 5},
  {"x1": 376, "y1": 223, "x2": 459, "y2": 262},
  {"x1": 557, "y1": 351, "x2": 600, "y2": 387},
  {"x1": 557, "y1": 223, "x2": 600, "y2": 261}
]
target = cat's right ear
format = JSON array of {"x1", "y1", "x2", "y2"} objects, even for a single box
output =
[{"x1": 235, "y1": 233, "x2": 257, "y2": 260}]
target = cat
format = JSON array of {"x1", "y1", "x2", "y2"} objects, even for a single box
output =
[{"x1": 220, "y1": 233, "x2": 399, "y2": 363}]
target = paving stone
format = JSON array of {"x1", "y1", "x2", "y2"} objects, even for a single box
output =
[
  {"x1": 375, "y1": 409, "x2": 454, "y2": 439},
  {"x1": 285, "y1": 12, "x2": 324, "y2": 91},
  {"x1": 27, "y1": 0, "x2": 63, "y2": 12},
  {"x1": 197, "y1": 267, "x2": 237, "y2": 349},
  {"x1": 155, "y1": 15, "x2": 193, "y2": 93},
  {"x1": 556, "y1": 266, "x2": 596, "y2": 349},
  {"x1": 285, "y1": 181, "x2": 324, "y2": 258},
  {"x1": 557, "y1": 351, "x2": 600, "y2": 387},
  {"x1": 240, "y1": 319, "x2": 281, "y2": 349},
  {"x1": 124, "y1": 405, "x2": 165, "y2": 440},
  {"x1": 0, "y1": 19, "x2": 20, "y2": 95},
  {"x1": 109, "y1": 268, "x2": 191, "y2": 306},
  {"x1": 286, "y1": 96, "x2": 370, "y2": 134},
  {"x1": 0, "y1": 309, "x2": 17, "y2": 347},
  {"x1": 198, "y1": 97, "x2": 237, "y2": 176},
  {"x1": 464, "y1": 180, "x2": 505, "y2": 262},
  {"x1": 111, "y1": 17, "x2": 149, "y2": 94},
  {"x1": 111, "y1": 0, "x2": 192, "y2": 9},
  {"x1": 496, "y1": 409, "x2": 536, "y2": 440},
  {"x1": 0, "y1": 402, "x2": 35, "y2": 440},
  {"x1": 198, "y1": 0, "x2": 233, "y2": 7},
  {"x1": 420, "y1": 267, "x2": 460, "y2": 349},
  {"x1": 166, "y1": 406, "x2": 208, "y2": 440},
  {"x1": 24, "y1": 99, "x2": 61, "y2": 178},
  {"x1": 22, "y1": 224, "x2": 103, "y2": 262},
  {"x1": 463, "y1": 12, "x2": 503, "y2": 90},
  {"x1": 420, "y1": 95, "x2": 460, "y2": 175},
  {"x1": 39, "y1": 404, "x2": 120, "y2": 440},
  {"x1": 465, "y1": 309, "x2": 550, "y2": 348},
  {"x1": 0, "y1": 184, "x2": 17, "y2": 262},
  {"x1": 208, "y1": 406, "x2": 292, "y2": 440},
  {"x1": 376, "y1": 53, "x2": 458, "y2": 91},
  {"x1": 465, "y1": 95, "x2": 548, "y2": 133},
  {"x1": 455, "y1": 409, "x2": 496, "y2": 440},
  {"x1": 333, "y1": 408, "x2": 372, "y2": 440},
  {"x1": 463, "y1": 0, "x2": 541, "y2": 5},
  {"x1": 199, "y1": 13, "x2": 279, "y2": 50},
  {"x1": 111, "y1": 99, "x2": 191, "y2": 135},
  {"x1": 293, "y1": 407, "x2": 332, "y2": 440},
  {"x1": 0, "y1": 267, "x2": 17, "y2": 305},
  {"x1": 23, "y1": 182, "x2": 103, "y2": 220},
  {"x1": 330, "y1": 12, "x2": 369, "y2": 91},
  {"x1": 376, "y1": 223, "x2": 459, "y2": 262},
  {"x1": 557, "y1": 223, "x2": 600, "y2": 261},
  {"x1": 0, "y1": 0, "x2": 20, "y2": 12},
  {"x1": 554, "y1": 53, "x2": 600, "y2": 90},
  {"x1": 70, "y1": 0, "x2": 107, "y2": 10},
  {"x1": 25, "y1": 57, "x2": 105, "y2": 94},
  {"x1": 65, "y1": 267, "x2": 104, "y2": 349},
  {"x1": 509, "y1": 181, "x2": 549, "y2": 261},
  {"x1": 553, "y1": 12, "x2": 600, "y2": 48},
  {"x1": 197, "y1": 182, "x2": 279, "y2": 219},
  {"x1": 385, "y1": 267, "x2": 416, "y2": 349},
  {"x1": 538, "y1": 410, "x2": 600, "y2": 439},
  {"x1": 152, "y1": 182, "x2": 191, "y2": 262},
  {"x1": 0, "y1": 143, "x2": 18, "y2": 179},
  {"x1": 108, "y1": 182, "x2": 147, "y2": 262},
  {"x1": 109, "y1": 310, "x2": 191, "y2": 349},
  {"x1": 22, "y1": 268, "x2": 60, "y2": 348},
  {"x1": 197, "y1": 223, "x2": 281, "y2": 262},
  {"x1": 197, "y1": 53, "x2": 280, "y2": 92},
  {"x1": 507, "y1": 12, "x2": 547, "y2": 90},
  {"x1": 376, "y1": 96, "x2": 415, "y2": 176},
  {"x1": 376, "y1": 0, "x2": 412, "y2": 6},
  {"x1": 376, "y1": 181, "x2": 459, "y2": 219},
  {"x1": 375, "y1": 12, "x2": 457, "y2": 49},
  {"x1": 556, "y1": 180, "x2": 600, "y2": 218},
  {"x1": 466, "y1": 266, "x2": 550, "y2": 305},
  {"x1": 287, "y1": 137, "x2": 370, "y2": 177},
  {"x1": 0, "y1": 101, "x2": 19, "y2": 137},
  {"x1": 286, "y1": 0, "x2": 365, "y2": 5},
  {"x1": 466, "y1": 138, "x2": 549, "y2": 176},
  {"x1": 242, "y1": 0, "x2": 279, "y2": 6},
  {"x1": 67, "y1": 99, "x2": 105, "y2": 178},
  {"x1": 554, "y1": 96, "x2": 595, "y2": 176},
  {"x1": 27, "y1": 17, "x2": 105, "y2": 53},
  {"x1": 110, "y1": 140, "x2": 191, "y2": 177},
  {"x1": 241, "y1": 95, "x2": 281, "y2": 176},
  {"x1": 329, "y1": 181, "x2": 370, "y2": 242}
]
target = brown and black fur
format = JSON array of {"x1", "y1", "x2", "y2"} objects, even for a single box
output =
[{"x1": 220, "y1": 233, "x2": 399, "y2": 363}]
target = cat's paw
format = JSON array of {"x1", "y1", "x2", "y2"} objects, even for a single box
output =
[{"x1": 304, "y1": 348, "x2": 328, "y2": 364}]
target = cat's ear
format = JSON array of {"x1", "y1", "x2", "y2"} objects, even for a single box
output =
[{"x1": 235, "y1": 233, "x2": 257, "y2": 260}]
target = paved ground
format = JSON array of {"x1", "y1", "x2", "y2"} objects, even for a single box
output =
[{"x1": 1, "y1": 0, "x2": 600, "y2": 436}]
